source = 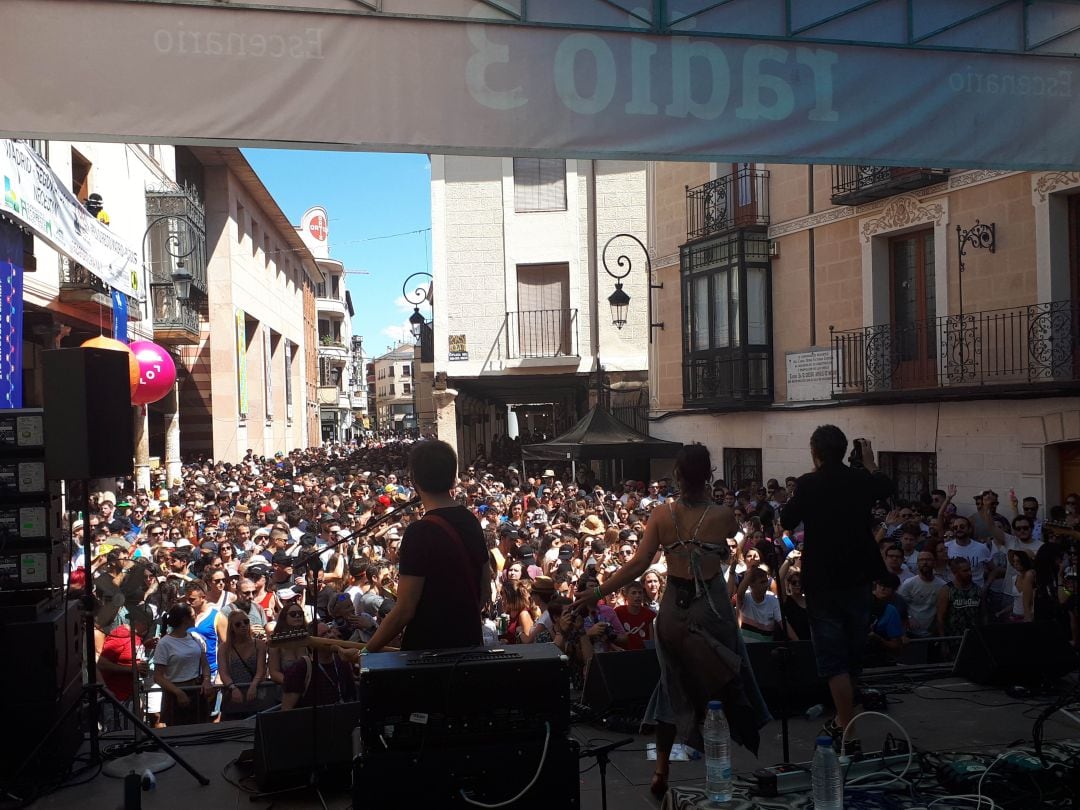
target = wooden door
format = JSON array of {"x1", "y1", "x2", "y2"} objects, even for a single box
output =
[
  {"x1": 890, "y1": 230, "x2": 937, "y2": 388},
  {"x1": 731, "y1": 162, "x2": 758, "y2": 226},
  {"x1": 1059, "y1": 442, "x2": 1080, "y2": 506}
]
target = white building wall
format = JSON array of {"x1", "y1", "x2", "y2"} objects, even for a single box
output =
[
  {"x1": 434, "y1": 155, "x2": 648, "y2": 379},
  {"x1": 649, "y1": 396, "x2": 1080, "y2": 516}
]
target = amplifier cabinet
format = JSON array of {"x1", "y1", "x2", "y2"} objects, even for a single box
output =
[
  {"x1": 354, "y1": 733, "x2": 579, "y2": 809},
  {"x1": 358, "y1": 645, "x2": 570, "y2": 751}
]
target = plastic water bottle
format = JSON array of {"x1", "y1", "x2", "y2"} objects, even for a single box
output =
[
  {"x1": 811, "y1": 735, "x2": 843, "y2": 809},
  {"x1": 703, "y1": 700, "x2": 732, "y2": 803}
]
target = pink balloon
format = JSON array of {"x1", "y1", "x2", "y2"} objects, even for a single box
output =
[{"x1": 128, "y1": 340, "x2": 177, "y2": 405}]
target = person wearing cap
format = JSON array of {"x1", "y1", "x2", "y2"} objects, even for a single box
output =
[
  {"x1": 85, "y1": 192, "x2": 110, "y2": 225},
  {"x1": 365, "y1": 440, "x2": 489, "y2": 653}
]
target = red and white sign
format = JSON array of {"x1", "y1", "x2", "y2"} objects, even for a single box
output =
[{"x1": 308, "y1": 212, "x2": 328, "y2": 242}]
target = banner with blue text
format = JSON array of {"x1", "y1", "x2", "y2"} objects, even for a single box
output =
[{"x1": 1, "y1": 1, "x2": 1078, "y2": 169}]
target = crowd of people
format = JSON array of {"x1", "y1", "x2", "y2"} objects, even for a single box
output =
[{"x1": 76, "y1": 437, "x2": 1080, "y2": 732}]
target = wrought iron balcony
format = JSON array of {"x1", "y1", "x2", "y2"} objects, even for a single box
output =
[
  {"x1": 831, "y1": 166, "x2": 951, "y2": 206},
  {"x1": 505, "y1": 309, "x2": 578, "y2": 359},
  {"x1": 145, "y1": 185, "x2": 208, "y2": 295},
  {"x1": 686, "y1": 167, "x2": 770, "y2": 242},
  {"x1": 831, "y1": 300, "x2": 1080, "y2": 397},
  {"x1": 59, "y1": 255, "x2": 109, "y2": 296},
  {"x1": 58, "y1": 256, "x2": 140, "y2": 319},
  {"x1": 150, "y1": 282, "x2": 200, "y2": 344},
  {"x1": 683, "y1": 349, "x2": 773, "y2": 407}
]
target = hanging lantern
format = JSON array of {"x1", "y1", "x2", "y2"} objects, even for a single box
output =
[{"x1": 128, "y1": 340, "x2": 177, "y2": 405}]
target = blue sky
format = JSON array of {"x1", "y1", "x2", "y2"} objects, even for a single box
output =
[{"x1": 243, "y1": 148, "x2": 431, "y2": 357}]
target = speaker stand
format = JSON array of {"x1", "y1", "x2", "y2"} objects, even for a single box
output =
[{"x1": 579, "y1": 737, "x2": 633, "y2": 810}]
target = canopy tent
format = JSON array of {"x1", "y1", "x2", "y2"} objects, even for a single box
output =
[{"x1": 522, "y1": 406, "x2": 682, "y2": 461}]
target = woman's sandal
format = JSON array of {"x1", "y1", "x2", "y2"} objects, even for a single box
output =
[{"x1": 649, "y1": 770, "x2": 669, "y2": 799}]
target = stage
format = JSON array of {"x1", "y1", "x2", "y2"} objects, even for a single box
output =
[{"x1": 26, "y1": 674, "x2": 1080, "y2": 809}]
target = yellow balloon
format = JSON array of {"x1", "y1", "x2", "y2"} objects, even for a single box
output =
[{"x1": 81, "y1": 336, "x2": 140, "y2": 397}]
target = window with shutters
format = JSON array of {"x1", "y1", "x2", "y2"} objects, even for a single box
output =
[
  {"x1": 512, "y1": 263, "x2": 574, "y2": 358},
  {"x1": 513, "y1": 158, "x2": 567, "y2": 213}
]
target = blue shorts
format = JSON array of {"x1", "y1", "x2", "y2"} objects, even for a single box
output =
[{"x1": 805, "y1": 585, "x2": 871, "y2": 678}]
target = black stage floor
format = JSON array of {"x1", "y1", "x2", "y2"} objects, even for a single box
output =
[{"x1": 24, "y1": 673, "x2": 1080, "y2": 809}]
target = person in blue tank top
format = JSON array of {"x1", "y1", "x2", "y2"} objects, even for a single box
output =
[{"x1": 185, "y1": 579, "x2": 227, "y2": 680}]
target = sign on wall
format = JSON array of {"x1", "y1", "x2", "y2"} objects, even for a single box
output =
[
  {"x1": 449, "y1": 334, "x2": 469, "y2": 361},
  {"x1": 0, "y1": 221, "x2": 24, "y2": 408},
  {"x1": 786, "y1": 349, "x2": 834, "y2": 402},
  {"x1": 236, "y1": 309, "x2": 248, "y2": 417},
  {"x1": 2, "y1": 2, "x2": 1080, "y2": 170}
]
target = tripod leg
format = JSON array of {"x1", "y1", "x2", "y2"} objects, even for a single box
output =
[{"x1": 106, "y1": 694, "x2": 210, "y2": 786}]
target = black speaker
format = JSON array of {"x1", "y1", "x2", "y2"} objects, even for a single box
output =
[
  {"x1": 745, "y1": 641, "x2": 830, "y2": 717},
  {"x1": 0, "y1": 601, "x2": 84, "y2": 781},
  {"x1": 953, "y1": 623, "x2": 1079, "y2": 686},
  {"x1": 582, "y1": 648, "x2": 660, "y2": 714},
  {"x1": 43, "y1": 348, "x2": 134, "y2": 479},
  {"x1": 355, "y1": 733, "x2": 579, "y2": 809},
  {"x1": 254, "y1": 701, "x2": 365, "y2": 790}
]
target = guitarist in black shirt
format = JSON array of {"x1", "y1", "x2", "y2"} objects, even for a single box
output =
[{"x1": 364, "y1": 440, "x2": 489, "y2": 652}]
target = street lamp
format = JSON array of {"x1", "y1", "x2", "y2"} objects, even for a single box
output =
[
  {"x1": 402, "y1": 271, "x2": 433, "y2": 342},
  {"x1": 171, "y1": 260, "x2": 193, "y2": 302},
  {"x1": 142, "y1": 213, "x2": 201, "y2": 303},
  {"x1": 601, "y1": 233, "x2": 664, "y2": 340}
]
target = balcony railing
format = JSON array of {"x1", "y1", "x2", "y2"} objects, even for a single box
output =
[
  {"x1": 831, "y1": 300, "x2": 1080, "y2": 396},
  {"x1": 150, "y1": 283, "x2": 199, "y2": 344},
  {"x1": 686, "y1": 167, "x2": 770, "y2": 242},
  {"x1": 831, "y1": 166, "x2": 951, "y2": 206},
  {"x1": 505, "y1": 309, "x2": 578, "y2": 359},
  {"x1": 59, "y1": 255, "x2": 109, "y2": 296},
  {"x1": 145, "y1": 186, "x2": 208, "y2": 295},
  {"x1": 683, "y1": 349, "x2": 773, "y2": 407}
]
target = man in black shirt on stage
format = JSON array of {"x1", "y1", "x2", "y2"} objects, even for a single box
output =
[
  {"x1": 364, "y1": 440, "x2": 489, "y2": 652},
  {"x1": 781, "y1": 425, "x2": 892, "y2": 752}
]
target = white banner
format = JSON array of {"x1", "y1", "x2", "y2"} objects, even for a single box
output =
[
  {"x1": 2, "y1": 2, "x2": 1079, "y2": 169},
  {"x1": 0, "y1": 139, "x2": 140, "y2": 299}
]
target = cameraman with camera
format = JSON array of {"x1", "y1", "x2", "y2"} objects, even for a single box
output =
[{"x1": 780, "y1": 425, "x2": 893, "y2": 753}]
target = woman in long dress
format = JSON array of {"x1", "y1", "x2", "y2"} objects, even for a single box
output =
[{"x1": 573, "y1": 444, "x2": 769, "y2": 797}]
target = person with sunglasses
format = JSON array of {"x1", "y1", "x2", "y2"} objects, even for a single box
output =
[{"x1": 218, "y1": 611, "x2": 269, "y2": 720}]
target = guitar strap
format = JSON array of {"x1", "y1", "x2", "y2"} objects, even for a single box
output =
[{"x1": 423, "y1": 513, "x2": 482, "y2": 609}]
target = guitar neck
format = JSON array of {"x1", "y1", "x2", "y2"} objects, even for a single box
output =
[{"x1": 304, "y1": 636, "x2": 367, "y2": 652}]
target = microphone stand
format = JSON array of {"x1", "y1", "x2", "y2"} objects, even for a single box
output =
[{"x1": 579, "y1": 737, "x2": 633, "y2": 810}]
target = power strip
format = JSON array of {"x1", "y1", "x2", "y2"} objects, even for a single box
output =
[{"x1": 751, "y1": 752, "x2": 912, "y2": 796}]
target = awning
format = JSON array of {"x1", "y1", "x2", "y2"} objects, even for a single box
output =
[
  {"x1": 393, "y1": 414, "x2": 406, "y2": 422},
  {"x1": 1, "y1": 139, "x2": 140, "y2": 299},
  {"x1": 524, "y1": 406, "x2": 683, "y2": 461}
]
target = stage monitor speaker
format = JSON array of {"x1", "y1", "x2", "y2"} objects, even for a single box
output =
[
  {"x1": 43, "y1": 348, "x2": 134, "y2": 480},
  {"x1": 254, "y1": 701, "x2": 365, "y2": 791},
  {"x1": 745, "y1": 640, "x2": 831, "y2": 717},
  {"x1": 953, "y1": 623, "x2": 1079, "y2": 686},
  {"x1": 582, "y1": 648, "x2": 660, "y2": 715},
  {"x1": 355, "y1": 733, "x2": 579, "y2": 810}
]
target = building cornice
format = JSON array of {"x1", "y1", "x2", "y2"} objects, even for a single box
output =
[{"x1": 767, "y1": 169, "x2": 1018, "y2": 241}]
